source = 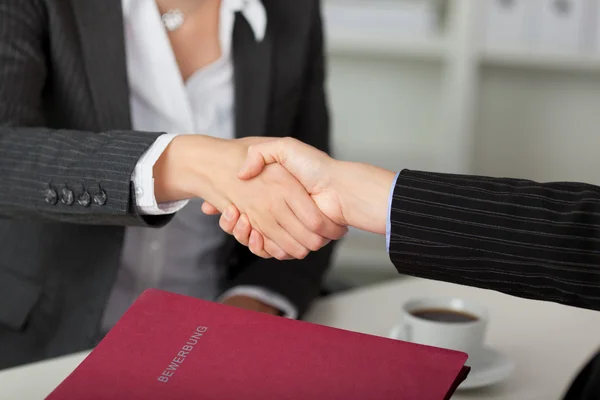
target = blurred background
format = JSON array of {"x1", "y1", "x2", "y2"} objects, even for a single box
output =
[{"x1": 324, "y1": 0, "x2": 600, "y2": 287}]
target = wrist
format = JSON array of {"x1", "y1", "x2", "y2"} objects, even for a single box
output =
[
  {"x1": 332, "y1": 160, "x2": 395, "y2": 235},
  {"x1": 153, "y1": 136, "x2": 186, "y2": 203},
  {"x1": 153, "y1": 135, "x2": 229, "y2": 203}
]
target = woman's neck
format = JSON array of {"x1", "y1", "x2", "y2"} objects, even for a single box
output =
[{"x1": 155, "y1": 0, "x2": 208, "y2": 15}]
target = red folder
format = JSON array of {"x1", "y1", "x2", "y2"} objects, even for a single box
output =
[{"x1": 47, "y1": 289, "x2": 469, "y2": 400}]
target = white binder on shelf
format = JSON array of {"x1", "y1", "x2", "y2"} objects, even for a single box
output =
[
  {"x1": 532, "y1": 0, "x2": 595, "y2": 54},
  {"x1": 322, "y1": 0, "x2": 439, "y2": 40},
  {"x1": 482, "y1": 0, "x2": 537, "y2": 52},
  {"x1": 594, "y1": 0, "x2": 600, "y2": 53}
]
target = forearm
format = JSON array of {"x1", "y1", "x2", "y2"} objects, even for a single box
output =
[{"x1": 332, "y1": 160, "x2": 396, "y2": 235}]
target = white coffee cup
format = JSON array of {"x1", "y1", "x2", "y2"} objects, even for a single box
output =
[{"x1": 389, "y1": 297, "x2": 488, "y2": 361}]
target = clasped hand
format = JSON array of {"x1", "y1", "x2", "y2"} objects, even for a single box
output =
[
  {"x1": 163, "y1": 135, "x2": 346, "y2": 260},
  {"x1": 201, "y1": 137, "x2": 348, "y2": 260}
]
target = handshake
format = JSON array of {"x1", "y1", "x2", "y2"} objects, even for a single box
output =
[{"x1": 154, "y1": 135, "x2": 396, "y2": 260}]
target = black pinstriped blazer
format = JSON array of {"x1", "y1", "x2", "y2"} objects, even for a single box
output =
[
  {"x1": 0, "y1": 0, "x2": 334, "y2": 369},
  {"x1": 390, "y1": 170, "x2": 600, "y2": 312}
]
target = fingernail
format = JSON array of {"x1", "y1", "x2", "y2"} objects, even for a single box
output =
[
  {"x1": 249, "y1": 232, "x2": 256, "y2": 246},
  {"x1": 224, "y1": 207, "x2": 233, "y2": 220}
]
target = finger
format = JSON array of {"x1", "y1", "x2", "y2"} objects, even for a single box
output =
[
  {"x1": 238, "y1": 142, "x2": 282, "y2": 180},
  {"x1": 287, "y1": 193, "x2": 348, "y2": 242},
  {"x1": 280, "y1": 184, "x2": 346, "y2": 248},
  {"x1": 218, "y1": 205, "x2": 240, "y2": 235},
  {"x1": 254, "y1": 205, "x2": 310, "y2": 260},
  {"x1": 232, "y1": 214, "x2": 252, "y2": 246},
  {"x1": 267, "y1": 202, "x2": 323, "y2": 259},
  {"x1": 202, "y1": 201, "x2": 221, "y2": 215},
  {"x1": 263, "y1": 236, "x2": 293, "y2": 261},
  {"x1": 248, "y1": 229, "x2": 274, "y2": 259},
  {"x1": 261, "y1": 184, "x2": 335, "y2": 253}
]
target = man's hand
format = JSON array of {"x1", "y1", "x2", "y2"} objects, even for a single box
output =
[
  {"x1": 221, "y1": 295, "x2": 281, "y2": 316},
  {"x1": 202, "y1": 137, "x2": 396, "y2": 259},
  {"x1": 153, "y1": 135, "x2": 347, "y2": 260}
]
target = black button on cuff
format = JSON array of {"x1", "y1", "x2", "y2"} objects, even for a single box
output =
[
  {"x1": 93, "y1": 188, "x2": 107, "y2": 206},
  {"x1": 78, "y1": 191, "x2": 91, "y2": 207},
  {"x1": 44, "y1": 186, "x2": 58, "y2": 205},
  {"x1": 60, "y1": 188, "x2": 74, "y2": 205}
]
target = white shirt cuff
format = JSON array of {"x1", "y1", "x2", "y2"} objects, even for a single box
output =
[
  {"x1": 218, "y1": 286, "x2": 299, "y2": 319},
  {"x1": 131, "y1": 133, "x2": 189, "y2": 215}
]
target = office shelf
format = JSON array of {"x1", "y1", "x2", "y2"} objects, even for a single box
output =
[
  {"x1": 327, "y1": 31, "x2": 447, "y2": 61},
  {"x1": 480, "y1": 49, "x2": 600, "y2": 73}
]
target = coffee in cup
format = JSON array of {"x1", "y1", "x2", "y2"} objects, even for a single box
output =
[
  {"x1": 410, "y1": 308, "x2": 479, "y2": 323},
  {"x1": 390, "y1": 297, "x2": 488, "y2": 361}
]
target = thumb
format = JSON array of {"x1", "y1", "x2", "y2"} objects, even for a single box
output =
[{"x1": 238, "y1": 142, "x2": 281, "y2": 180}]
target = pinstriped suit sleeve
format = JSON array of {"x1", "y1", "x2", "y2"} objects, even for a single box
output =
[
  {"x1": 0, "y1": 0, "x2": 170, "y2": 226},
  {"x1": 389, "y1": 169, "x2": 600, "y2": 312}
]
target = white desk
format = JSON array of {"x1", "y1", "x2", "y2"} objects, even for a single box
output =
[{"x1": 1, "y1": 277, "x2": 599, "y2": 400}]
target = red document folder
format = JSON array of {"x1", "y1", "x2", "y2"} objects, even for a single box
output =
[{"x1": 47, "y1": 289, "x2": 469, "y2": 400}]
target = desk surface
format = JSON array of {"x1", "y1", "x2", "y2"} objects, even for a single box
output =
[{"x1": 1, "y1": 277, "x2": 599, "y2": 400}]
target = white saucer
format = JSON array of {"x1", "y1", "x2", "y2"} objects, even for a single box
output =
[
  {"x1": 388, "y1": 328, "x2": 515, "y2": 390},
  {"x1": 458, "y1": 347, "x2": 515, "y2": 390}
]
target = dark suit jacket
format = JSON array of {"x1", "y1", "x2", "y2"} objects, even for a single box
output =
[
  {"x1": 389, "y1": 170, "x2": 600, "y2": 312},
  {"x1": 0, "y1": 0, "x2": 335, "y2": 370}
]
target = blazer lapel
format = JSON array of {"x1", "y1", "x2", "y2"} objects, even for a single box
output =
[
  {"x1": 70, "y1": 0, "x2": 132, "y2": 130},
  {"x1": 232, "y1": 12, "x2": 272, "y2": 139}
]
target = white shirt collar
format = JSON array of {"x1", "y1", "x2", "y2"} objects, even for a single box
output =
[
  {"x1": 223, "y1": 0, "x2": 266, "y2": 41},
  {"x1": 218, "y1": 0, "x2": 266, "y2": 59}
]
